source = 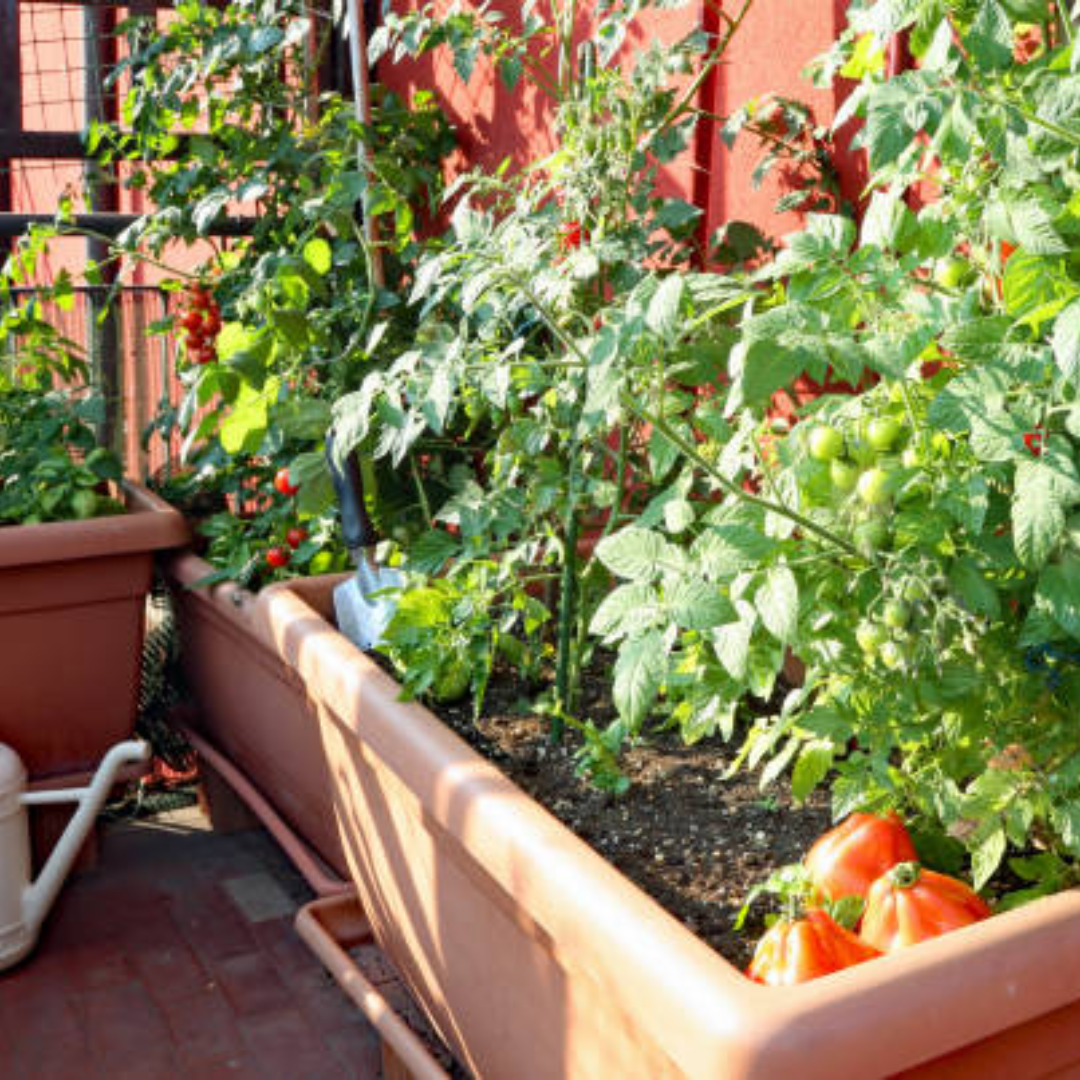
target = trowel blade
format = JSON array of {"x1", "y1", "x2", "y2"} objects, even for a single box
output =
[{"x1": 333, "y1": 564, "x2": 403, "y2": 651}]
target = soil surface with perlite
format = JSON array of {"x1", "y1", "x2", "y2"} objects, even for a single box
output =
[{"x1": 428, "y1": 662, "x2": 833, "y2": 970}]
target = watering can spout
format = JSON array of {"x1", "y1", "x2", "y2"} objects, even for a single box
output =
[{"x1": 0, "y1": 739, "x2": 149, "y2": 972}]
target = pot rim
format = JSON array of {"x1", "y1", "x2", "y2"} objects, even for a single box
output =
[{"x1": 0, "y1": 480, "x2": 190, "y2": 569}]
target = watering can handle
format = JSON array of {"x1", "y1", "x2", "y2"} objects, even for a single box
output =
[{"x1": 325, "y1": 431, "x2": 378, "y2": 554}]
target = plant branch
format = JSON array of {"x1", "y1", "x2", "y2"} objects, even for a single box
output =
[{"x1": 513, "y1": 275, "x2": 866, "y2": 560}]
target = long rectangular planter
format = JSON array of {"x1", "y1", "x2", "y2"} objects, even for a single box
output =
[
  {"x1": 164, "y1": 552, "x2": 1080, "y2": 1077},
  {"x1": 0, "y1": 482, "x2": 188, "y2": 780},
  {"x1": 164, "y1": 551, "x2": 350, "y2": 880}
]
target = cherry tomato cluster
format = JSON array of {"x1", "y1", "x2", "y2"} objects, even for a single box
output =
[
  {"x1": 558, "y1": 219, "x2": 585, "y2": 252},
  {"x1": 178, "y1": 282, "x2": 222, "y2": 366},
  {"x1": 262, "y1": 468, "x2": 308, "y2": 569},
  {"x1": 746, "y1": 813, "x2": 991, "y2": 986}
]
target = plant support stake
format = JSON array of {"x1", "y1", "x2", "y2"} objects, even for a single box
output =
[{"x1": 345, "y1": 0, "x2": 384, "y2": 288}]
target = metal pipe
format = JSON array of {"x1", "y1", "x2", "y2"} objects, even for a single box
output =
[{"x1": 0, "y1": 212, "x2": 258, "y2": 239}]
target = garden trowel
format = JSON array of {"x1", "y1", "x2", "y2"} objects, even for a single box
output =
[{"x1": 325, "y1": 432, "x2": 402, "y2": 651}]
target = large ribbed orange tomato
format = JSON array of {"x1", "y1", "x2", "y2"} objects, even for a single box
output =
[
  {"x1": 746, "y1": 909, "x2": 882, "y2": 986},
  {"x1": 805, "y1": 812, "x2": 918, "y2": 903},
  {"x1": 859, "y1": 862, "x2": 991, "y2": 952}
]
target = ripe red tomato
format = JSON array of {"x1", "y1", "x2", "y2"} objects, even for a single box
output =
[
  {"x1": 274, "y1": 467, "x2": 300, "y2": 497},
  {"x1": 746, "y1": 909, "x2": 881, "y2": 986},
  {"x1": 196, "y1": 345, "x2": 216, "y2": 365},
  {"x1": 1023, "y1": 430, "x2": 1045, "y2": 456},
  {"x1": 559, "y1": 220, "x2": 584, "y2": 251},
  {"x1": 182, "y1": 310, "x2": 204, "y2": 333},
  {"x1": 285, "y1": 526, "x2": 308, "y2": 549},
  {"x1": 189, "y1": 283, "x2": 212, "y2": 309},
  {"x1": 204, "y1": 310, "x2": 222, "y2": 337},
  {"x1": 805, "y1": 812, "x2": 918, "y2": 903},
  {"x1": 266, "y1": 545, "x2": 291, "y2": 569},
  {"x1": 859, "y1": 863, "x2": 991, "y2": 952}
]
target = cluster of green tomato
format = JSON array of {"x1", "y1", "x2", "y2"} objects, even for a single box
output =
[
  {"x1": 807, "y1": 417, "x2": 904, "y2": 507},
  {"x1": 805, "y1": 414, "x2": 934, "y2": 669}
]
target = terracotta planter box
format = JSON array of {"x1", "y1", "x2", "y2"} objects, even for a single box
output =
[
  {"x1": 164, "y1": 552, "x2": 350, "y2": 879},
  {"x1": 0, "y1": 482, "x2": 188, "y2": 781},
  {"x1": 174, "y1": 569, "x2": 1075, "y2": 1078}
]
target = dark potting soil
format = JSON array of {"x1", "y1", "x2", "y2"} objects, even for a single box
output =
[{"x1": 426, "y1": 660, "x2": 834, "y2": 971}]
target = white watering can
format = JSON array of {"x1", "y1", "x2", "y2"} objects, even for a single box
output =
[{"x1": 0, "y1": 739, "x2": 149, "y2": 972}]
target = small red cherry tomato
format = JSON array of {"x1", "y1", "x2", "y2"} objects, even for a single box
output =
[
  {"x1": 559, "y1": 220, "x2": 583, "y2": 252},
  {"x1": 1023, "y1": 430, "x2": 1044, "y2": 456},
  {"x1": 285, "y1": 526, "x2": 308, "y2": 549},
  {"x1": 274, "y1": 468, "x2": 300, "y2": 497},
  {"x1": 266, "y1": 546, "x2": 291, "y2": 569}
]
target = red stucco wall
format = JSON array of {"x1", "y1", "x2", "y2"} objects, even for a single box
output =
[{"x1": 376, "y1": 0, "x2": 862, "y2": 246}]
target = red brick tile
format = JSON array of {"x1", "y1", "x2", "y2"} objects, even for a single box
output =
[
  {"x1": 97, "y1": 1057, "x2": 180, "y2": 1080},
  {"x1": 7, "y1": 1033, "x2": 101, "y2": 1080},
  {"x1": 73, "y1": 980, "x2": 173, "y2": 1071},
  {"x1": 237, "y1": 1007, "x2": 345, "y2": 1080},
  {"x1": 172, "y1": 891, "x2": 259, "y2": 966},
  {"x1": 324, "y1": 1022, "x2": 383, "y2": 1079},
  {"x1": 294, "y1": 981, "x2": 371, "y2": 1038},
  {"x1": 181, "y1": 1056, "x2": 263, "y2": 1080},
  {"x1": 0, "y1": 967, "x2": 86, "y2": 1049},
  {"x1": 212, "y1": 952, "x2": 293, "y2": 1017},
  {"x1": 64, "y1": 942, "x2": 136, "y2": 993},
  {"x1": 159, "y1": 985, "x2": 245, "y2": 1069},
  {"x1": 131, "y1": 939, "x2": 213, "y2": 1005}
]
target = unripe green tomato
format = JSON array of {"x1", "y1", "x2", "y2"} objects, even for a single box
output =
[
  {"x1": 933, "y1": 256, "x2": 972, "y2": 290},
  {"x1": 882, "y1": 600, "x2": 911, "y2": 629},
  {"x1": 878, "y1": 641, "x2": 906, "y2": 669},
  {"x1": 809, "y1": 425, "x2": 845, "y2": 462},
  {"x1": 850, "y1": 437, "x2": 877, "y2": 467},
  {"x1": 856, "y1": 621, "x2": 888, "y2": 653},
  {"x1": 857, "y1": 467, "x2": 893, "y2": 507},
  {"x1": 866, "y1": 417, "x2": 903, "y2": 452},
  {"x1": 830, "y1": 459, "x2": 860, "y2": 493},
  {"x1": 901, "y1": 446, "x2": 922, "y2": 469},
  {"x1": 854, "y1": 518, "x2": 890, "y2": 556},
  {"x1": 901, "y1": 578, "x2": 931, "y2": 603}
]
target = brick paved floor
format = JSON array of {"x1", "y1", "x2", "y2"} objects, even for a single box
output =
[{"x1": 0, "y1": 803, "x2": 418, "y2": 1080}]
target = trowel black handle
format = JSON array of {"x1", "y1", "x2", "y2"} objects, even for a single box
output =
[{"x1": 325, "y1": 431, "x2": 377, "y2": 551}]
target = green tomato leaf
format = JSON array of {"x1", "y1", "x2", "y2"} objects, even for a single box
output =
[
  {"x1": 791, "y1": 741, "x2": 834, "y2": 803},
  {"x1": 971, "y1": 827, "x2": 1007, "y2": 891},
  {"x1": 595, "y1": 527, "x2": 681, "y2": 582},
  {"x1": 1013, "y1": 459, "x2": 1065, "y2": 568},
  {"x1": 1052, "y1": 299, "x2": 1080, "y2": 386},
  {"x1": 712, "y1": 612, "x2": 755, "y2": 680},
  {"x1": 664, "y1": 577, "x2": 735, "y2": 631},
  {"x1": 754, "y1": 565, "x2": 799, "y2": 644},
  {"x1": 1036, "y1": 560, "x2": 1080, "y2": 640},
  {"x1": 613, "y1": 631, "x2": 667, "y2": 730},
  {"x1": 646, "y1": 274, "x2": 685, "y2": 341},
  {"x1": 590, "y1": 582, "x2": 661, "y2": 641}
]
